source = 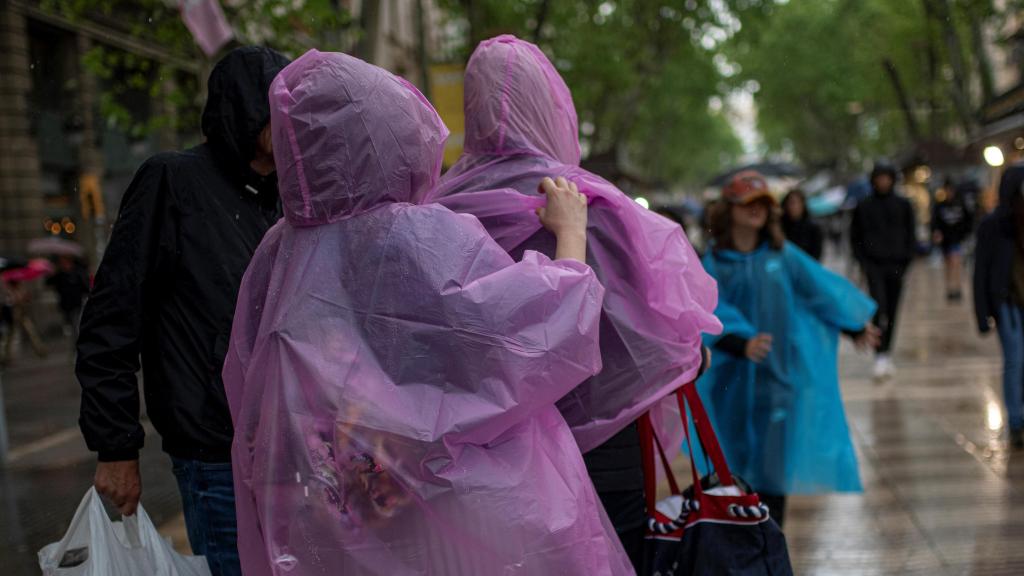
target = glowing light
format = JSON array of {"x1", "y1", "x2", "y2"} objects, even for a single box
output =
[
  {"x1": 987, "y1": 400, "x2": 1004, "y2": 431},
  {"x1": 984, "y1": 146, "x2": 1005, "y2": 167},
  {"x1": 634, "y1": 197, "x2": 650, "y2": 210}
]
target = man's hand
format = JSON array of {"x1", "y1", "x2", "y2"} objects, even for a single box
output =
[
  {"x1": 95, "y1": 460, "x2": 142, "y2": 516},
  {"x1": 745, "y1": 333, "x2": 773, "y2": 363}
]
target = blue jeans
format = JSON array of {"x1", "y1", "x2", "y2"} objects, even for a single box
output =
[
  {"x1": 171, "y1": 458, "x2": 241, "y2": 576},
  {"x1": 997, "y1": 304, "x2": 1024, "y2": 431}
]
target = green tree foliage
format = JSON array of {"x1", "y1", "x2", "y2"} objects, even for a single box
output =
[
  {"x1": 728, "y1": 0, "x2": 1019, "y2": 171},
  {"x1": 41, "y1": 0, "x2": 352, "y2": 139}
]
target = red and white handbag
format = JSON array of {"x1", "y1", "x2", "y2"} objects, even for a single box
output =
[{"x1": 639, "y1": 384, "x2": 792, "y2": 575}]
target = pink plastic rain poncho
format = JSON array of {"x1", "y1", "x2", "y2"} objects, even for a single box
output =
[
  {"x1": 427, "y1": 35, "x2": 722, "y2": 453},
  {"x1": 223, "y1": 50, "x2": 635, "y2": 576}
]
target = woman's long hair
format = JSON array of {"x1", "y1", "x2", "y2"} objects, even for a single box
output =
[
  {"x1": 782, "y1": 189, "x2": 809, "y2": 223},
  {"x1": 708, "y1": 199, "x2": 786, "y2": 251}
]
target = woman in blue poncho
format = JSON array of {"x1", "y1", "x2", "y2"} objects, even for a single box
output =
[{"x1": 699, "y1": 171, "x2": 879, "y2": 528}]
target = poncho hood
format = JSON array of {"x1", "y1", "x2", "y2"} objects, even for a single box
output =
[
  {"x1": 463, "y1": 35, "x2": 580, "y2": 165},
  {"x1": 271, "y1": 49, "x2": 448, "y2": 226}
]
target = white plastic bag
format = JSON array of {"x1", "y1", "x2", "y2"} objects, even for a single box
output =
[{"x1": 38, "y1": 488, "x2": 211, "y2": 576}]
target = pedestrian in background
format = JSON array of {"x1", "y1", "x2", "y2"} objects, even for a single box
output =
[
  {"x1": 932, "y1": 178, "x2": 973, "y2": 302},
  {"x1": 1, "y1": 280, "x2": 47, "y2": 364},
  {"x1": 47, "y1": 255, "x2": 89, "y2": 350},
  {"x1": 974, "y1": 163, "x2": 1024, "y2": 448},
  {"x1": 428, "y1": 35, "x2": 720, "y2": 570},
  {"x1": 781, "y1": 188, "x2": 824, "y2": 260},
  {"x1": 76, "y1": 46, "x2": 289, "y2": 576},
  {"x1": 850, "y1": 162, "x2": 916, "y2": 381},
  {"x1": 701, "y1": 171, "x2": 878, "y2": 527}
]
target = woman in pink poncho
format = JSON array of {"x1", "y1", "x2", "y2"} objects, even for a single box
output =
[
  {"x1": 426, "y1": 35, "x2": 721, "y2": 566},
  {"x1": 223, "y1": 50, "x2": 635, "y2": 575}
]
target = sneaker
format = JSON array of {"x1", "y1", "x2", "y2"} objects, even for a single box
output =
[
  {"x1": 947, "y1": 290, "x2": 963, "y2": 303},
  {"x1": 1011, "y1": 429, "x2": 1024, "y2": 450},
  {"x1": 873, "y1": 355, "x2": 895, "y2": 381},
  {"x1": 873, "y1": 357, "x2": 888, "y2": 382}
]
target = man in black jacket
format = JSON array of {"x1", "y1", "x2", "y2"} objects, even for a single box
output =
[
  {"x1": 850, "y1": 162, "x2": 917, "y2": 381},
  {"x1": 77, "y1": 46, "x2": 289, "y2": 576}
]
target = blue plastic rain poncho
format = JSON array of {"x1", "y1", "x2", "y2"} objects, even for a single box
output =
[{"x1": 698, "y1": 242, "x2": 876, "y2": 495}]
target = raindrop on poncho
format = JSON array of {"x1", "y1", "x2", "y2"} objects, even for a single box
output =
[
  {"x1": 426, "y1": 35, "x2": 722, "y2": 454},
  {"x1": 698, "y1": 242, "x2": 876, "y2": 495},
  {"x1": 223, "y1": 50, "x2": 634, "y2": 576}
]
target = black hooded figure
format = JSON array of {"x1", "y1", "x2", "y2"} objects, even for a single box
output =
[
  {"x1": 77, "y1": 46, "x2": 290, "y2": 576},
  {"x1": 850, "y1": 162, "x2": 916, "y2": 380},
  {"x1": 974, "y1": 164, "x2": 1024, "y2": 447}
]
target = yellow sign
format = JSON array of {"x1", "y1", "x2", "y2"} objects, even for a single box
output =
[
  {"x1": 79, "y1": 172, "x2": 105, "y2": 219},
  {"x1": 429, "y1": 64, "x2": 465, "y2": 169}
]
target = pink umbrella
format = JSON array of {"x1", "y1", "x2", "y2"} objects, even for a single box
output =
[
  {"x1": 27, "y1": 237, "x2": 83, "y2": 258},
  {"x1": 1, "y1": 259, "x2": 55, "y2": 283}
]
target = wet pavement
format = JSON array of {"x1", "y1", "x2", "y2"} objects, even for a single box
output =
[
  {"x1": 0, "y1": 260, "x2": 1015, "y2": 574},
  {"x1": 782, "y1": 260, "x2": 1015, "y2": 575},
  {"x1": 0, "y1": 347, "x2": 187, "y2": 575}
]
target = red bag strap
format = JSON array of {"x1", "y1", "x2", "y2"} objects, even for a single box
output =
[
  {"x1": 678, "y1": 383, "x2": 736, "y2": 488},
  {"x1": 639, "y1": 412, "x2": 680, "y2": 515}
]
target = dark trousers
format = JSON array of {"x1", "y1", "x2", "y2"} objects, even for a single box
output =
[
  {"x1": 171, "y1": 458, "x2": 241, "y2": 576},
  {"x1": 596, "y1": 489, "x2": 647, "y2": 571},
  {"x1": 862, "y1": 260, "x2": 907, "y2": 354},
  {"x1": 759, "y1": 493, "x2": 787, "y2": 528}
]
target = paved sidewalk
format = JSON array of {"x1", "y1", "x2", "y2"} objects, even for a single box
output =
[
  {"x1": 0, "y1": 344, "x2": 190, "y2": 575},
  {"x1": 0, "y1": 262, "x2": 1018, "y2": 574}
]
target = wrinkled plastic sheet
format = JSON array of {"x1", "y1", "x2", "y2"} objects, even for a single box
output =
[
  {"x1": 429, "y1": 35, "x2": 721, "y2": 453},
  {"x1": 225, "y1": 50, "x2": 634, "y2": 575}
]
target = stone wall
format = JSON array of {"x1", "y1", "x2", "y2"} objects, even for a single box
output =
[{"x1": 0, "y1": 3, "x2": 44, "y2": 258}]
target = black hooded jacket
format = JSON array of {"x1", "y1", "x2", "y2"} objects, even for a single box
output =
[
  {"x1": 974, "y1": 164, "x2": 1024, "y2": 333},
  {"x1": 850, "y1": 165, "x2": 917, "y2": 264},
  {"x1": 77, "y1": 47, "x2": 290, "y2": 462}
]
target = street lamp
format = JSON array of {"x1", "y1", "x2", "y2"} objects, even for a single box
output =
[
  {"x1": 984, "y1": 145, "x2": 1005, "y2": 167},
  {"x1": 634, "y1": 197, "x2": 650, "y2": 209}
]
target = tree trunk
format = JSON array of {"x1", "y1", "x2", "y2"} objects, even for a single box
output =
[
  {"x1": 929, "y1": 0, "x2": 977, "y2": 134},
  {"x1": 883, "y1": 58, "x2": 921, "y2": 143},
  {"x1": 356, "y1": 0, "x2": 381, "y2": 64},
  {"x1": 921, "y1": 0, "x2": 941, "y2": 137},
  {"x1": 415, "y1": 0, "x2": 430, "y2": 96},
  {"x1": 968, "y1": 7, "x2": 996, "y2": 103},
  {"x1": 532, "y1": 0, "x2": 551, "y2": 43}
]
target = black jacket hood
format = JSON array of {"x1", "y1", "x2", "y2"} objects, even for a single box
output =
[
  {"x1": 201, "y1": 46, "x2": 290, "y2": 180},
  {"x1": 870, "y1": 162, "x2": 898, "y2": 194}
]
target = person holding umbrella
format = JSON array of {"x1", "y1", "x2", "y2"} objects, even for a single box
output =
[
  {"x1": 47, "y1": 255, "x2": 89, "y2": 349},
  {"x1": 0, "y1": 260, "x2": 53, "y2": 364}
]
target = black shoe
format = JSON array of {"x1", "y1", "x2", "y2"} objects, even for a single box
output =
[
  {"x1": 947, "y1": 290, "x2": 963, "y2": 302},
  {"x1": 1011, "y1": 429, "x2": 1024, "y2": 449}
]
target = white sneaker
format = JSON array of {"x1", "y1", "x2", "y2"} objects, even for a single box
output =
[{"x1": 873, "y1": 355, "x2": 893, "y2": 381}]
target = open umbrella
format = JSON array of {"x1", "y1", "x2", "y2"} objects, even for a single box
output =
[
  {"x1": 28, "y1": 237, "x2": 83, "y2": 258},
  {"x1": 807, "y1": 186, "x2": 847, "y2": 217},
  {"x1": 1, "y1": 259, "x2": 54, "y2": 283},
  {"x1": 707, "y1": 162, "x2": 805, "y2": 187}
]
